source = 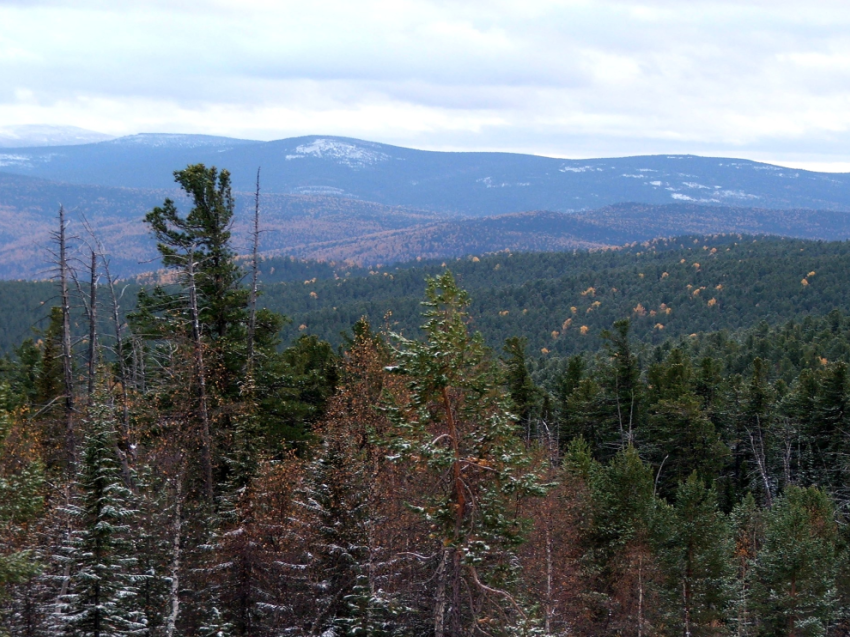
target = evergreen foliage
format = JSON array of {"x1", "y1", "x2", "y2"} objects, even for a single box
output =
[
  {"x1": 53, "y1": 391, "x2": 145, "y2": 636},
  {"x1": 385, "y1": 271, "x2": 548, "y2": 635},
  {"x1": 2, "y1": 165, "x2": 850, "y2": 635}
]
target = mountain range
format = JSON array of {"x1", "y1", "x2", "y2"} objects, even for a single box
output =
[
  {"x1": 3, "y1": 133, "x2": 850, "y2": 214},
  {"x1": 1, "y1": 133, "x2": 849, "y2": 278}
]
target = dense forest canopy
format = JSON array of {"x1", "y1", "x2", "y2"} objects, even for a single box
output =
[{"x1": 0, "y1": 164, "x2": 849, "y2": 636}]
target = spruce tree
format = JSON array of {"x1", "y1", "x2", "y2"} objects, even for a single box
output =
[
  {"x1": 301, "y1": 436, "x2": 370, "y2": 635},
  {"x1": 729, "y1": 493, "x2": 764, "y2": 637},
  {"x1": 53, "y1": 393, "x2": 146, "y2": 636},
  {"x1": 0, "y1": 387, "x2": 44, "y2": 617},
  {"x1": 502, "y1": 337, "x2": 539, "y2": 441},
  {"x1": 600, "y1": 319, "x2": 642, "y2": 450}
]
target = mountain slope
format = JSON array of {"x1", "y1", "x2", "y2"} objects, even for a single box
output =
[
  {"x1": 275, "y1": 204, "x2": 850, "y2": 265},
  {"x1": 2, "y1": 134, "x2": 849, "y2": 215},
  {"x1": 0, "y1": 171, "x2": 445, "y2": 278},
  {"x1": 3, "y1": 166, "x2": 850, "y2": 278}
]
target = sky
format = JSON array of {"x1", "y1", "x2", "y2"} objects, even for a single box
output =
[{"x1": 1, "y1": 0, "x2": 849, "y2": 170}]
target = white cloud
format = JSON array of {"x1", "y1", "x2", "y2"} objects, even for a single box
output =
[{"x1": 0, "y1": 0, "x2": 848, "y2": 168}]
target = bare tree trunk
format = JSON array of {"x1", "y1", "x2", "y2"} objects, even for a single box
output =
[
  {"x1": 544, "y1": 519, "x2": 553, "y2": 634},
  {"x1": 187, "y1": 249, "x2": 214, "y2": 501},
  {"x1": 165, "y1": 468, "x2": 184, "y2": 637},
  {"x1": 246, "y1": 167, "x2": 261, "y2": 377},
  {"x1": 440, "y1": 385, "x2": 465, "y2": 635},
  {"x1": 637, "y1": 553, "x2": 644, "y2": 637},
  {"x1": 748, "y1": 416, "x2": 773, "y2": 508},
  {"x1": 58, "y1": 206, "x2": 76, "y2": 470},
  {"x1": 101, "y1": 254, "x2": 132, "y2": 453},
  {"x1": 434, "y1": 547, "x2": 448, "y2": 637},
  {"x1": 87, "y1": 250, "x2": 98, "y2": 399}
]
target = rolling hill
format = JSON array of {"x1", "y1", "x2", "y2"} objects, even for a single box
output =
[
  {"x1": 2, "y1": 134, "x2": 850, "y2": 215},
  {"x1": 3, "y1": 165, "x2": 850, "y2": 279}
]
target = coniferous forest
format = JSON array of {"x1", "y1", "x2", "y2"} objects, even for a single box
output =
[{"x1": 2, "y1": 165, "x2": 850, "y2": 636}]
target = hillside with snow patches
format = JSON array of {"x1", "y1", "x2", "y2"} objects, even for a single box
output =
[{"x1": 1, "y1": 134, "x2": 849, "y2": 215}]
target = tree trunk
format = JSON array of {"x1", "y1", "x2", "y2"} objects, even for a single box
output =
[
  {"x1": 434, "y1": 547, "x2": 448, "y2": 637},
  {"x1": 87, "y1": 250, "x2": 98, "y2": 399},
  {"x1": 102, "y1": 254, "x2": 132, "y2": 450},
  {"x1": 246, "y1": 167, "x2": 261, "y2": 377},
  {"x1": 187, "y1": 250, "x2": 214, "y2": 501},
  {"x1": 165, "y1": 472, "x2": 184, "y2": 637},
  {"x1": 58, "y1": 206, "x2": 76, "y2": 470}
]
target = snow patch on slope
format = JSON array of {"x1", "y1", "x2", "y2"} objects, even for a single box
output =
[
  {"x1": 477, "y1": 176, "x2": 531, "y2": 188},
  {"x1": 560, "y1": 165, "x2": 604, "y2": 173},
  {"x1": 0, "y1": 152, "x2": 60, "y2": 168},
  {"x1": 286, "y1": 139, "x2": 389, "y2": 168}
]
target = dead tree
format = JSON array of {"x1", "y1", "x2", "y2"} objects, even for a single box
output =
[
  {"x1": 246, "y1": 167, "x2": 261, "y2": 377},
  {"x1": 57, "y1": 205, "x2": 76, "y2": 469},
  {"x1": 82, "y1": 215, "x2": 134, "y2": 453},
  {"x1": 86, "y1": 250, "x2": 98, "y2": 398},
  {"x1": 101, "y1": 254, "x2": 132, "y2": 450},
  {"x1": 70, "y1": 251, "x2": 98, "y2": 401},
  {"x1": 186, "y1": 246, "x2": 214, "y2": 501}
]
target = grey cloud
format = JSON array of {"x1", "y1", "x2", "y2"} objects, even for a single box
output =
[{"x1": 1, "y1": 0, "x2": 849, "y2": 163}]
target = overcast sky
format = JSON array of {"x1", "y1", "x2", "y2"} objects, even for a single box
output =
[{"x1": 2, "y1": 0, "x2": 849, "y2": 169}]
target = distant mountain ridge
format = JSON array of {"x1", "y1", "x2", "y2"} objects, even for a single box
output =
[
  {"x1": 2, "y1": 165, "x2": 850, "y2": 279},
  {"x1": 0, "y1": 125, "x2": 115, "y2": 148},
  {"x1": 1, "y1": 134, "x2": 850, "y2": 214},
  {"x1": 282, "y1": 205, "x2": 850, "y2": 265}
]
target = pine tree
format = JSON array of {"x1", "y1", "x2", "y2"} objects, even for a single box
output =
[
  {"x1": 753, "y1": 486, "x2": 839, "y2": 636},
  {"x1": 52, "y1": 392, "x2": 146, "y2": 636},
  {"x1": 657, "y1": 473, "x2": 733, "y2": 636},
  {"x1": 384, "y1": 271, "x2": 547, "y2": 636},
  {"x1": 143, "y1": 164, "x2": 247, "y2": 350}
]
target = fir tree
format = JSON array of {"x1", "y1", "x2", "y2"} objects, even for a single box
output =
[
  {"x1": 502, "y1": 337, "x2": 539, "y2": 441},
  {"x1": 53, "y1": 392, "x2": 146, "y2": 636}
]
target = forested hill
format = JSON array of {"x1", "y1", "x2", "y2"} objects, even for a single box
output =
[
  {"x1": 264, "y1": 235, "x2": 850, "y2": 354},
  {"x1": 1, "y1": 234, "x2": 847, "y2": 357}
]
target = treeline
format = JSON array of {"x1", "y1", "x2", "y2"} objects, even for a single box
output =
[{"x1": 0, "y1": 164, "x2": 848, "y2": 636}]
